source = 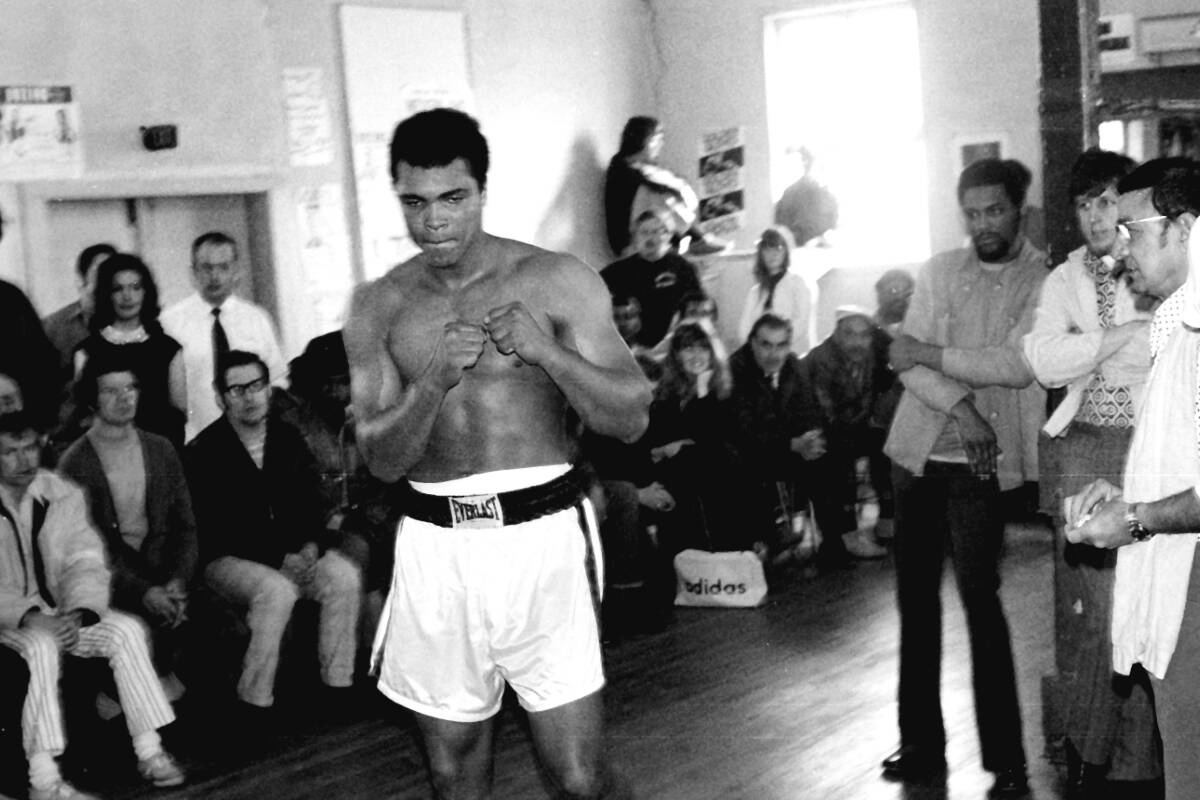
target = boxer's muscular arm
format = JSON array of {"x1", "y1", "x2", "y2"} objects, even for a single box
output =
[
  {"x1": 484, "y1": 256, "x2": 651, "y2": 443},
  {"x1": 344, "y1": 281, "x2": 485, "y2": 482}
]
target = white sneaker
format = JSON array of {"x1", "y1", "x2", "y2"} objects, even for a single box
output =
[
  {"x1": 843, "y1": 529, "x2": 887, "y2": 559},
  {"x1": 28, "y1": 781, "x2": 101, "y2": 800},
  {"x1": 137, "y1": 751, "x2": 186, "y2": 787}
]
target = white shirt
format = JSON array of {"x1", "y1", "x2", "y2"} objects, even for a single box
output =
[
  {"x1": 1022, "y1": 246, "x2": 1152, "y2": 437},
  {"x1": 160, "y1": 293, "x2": 286, "y2": 441},
  {"x1": 736, "y1": 271, "x2": 812, "y2": 354}
]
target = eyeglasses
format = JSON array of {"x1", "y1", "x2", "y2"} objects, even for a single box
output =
[
  {"x1": 98, "y1": 384, "x2": 139, "y2": 398},
  {"x1": 1116, "y1": 215, "x2": 1168, "y2": 241},
  {"x1": 224, "y1": 377, "x2": 269, "y2": 399}
]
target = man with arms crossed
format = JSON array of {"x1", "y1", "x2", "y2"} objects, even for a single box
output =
[
  {"x1": 1065, "y1": 157, "x2": 1200, "y2": 800},
  {"x1": 344, "y1": 108, "x2": 650, "y2": 800}
]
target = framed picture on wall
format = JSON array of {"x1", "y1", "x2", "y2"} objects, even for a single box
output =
[{"x1": 952, "y1": 133, "x2": 1010, "y2": 172}]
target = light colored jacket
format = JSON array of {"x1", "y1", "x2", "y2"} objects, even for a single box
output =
[
  {"x1": 0, "y1": 469, "x2": 110, "y2": 629},
  {"x1": 884, "y1": 240, "x2": 1047, "y2": 490},
  {"x1": 1022, "y1": 246, "x2": 1151, "y2": 436}
]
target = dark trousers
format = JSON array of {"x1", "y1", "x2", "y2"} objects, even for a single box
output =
[{"x1": 893, "y1": 462, "x2": 1025, "y2": 772}]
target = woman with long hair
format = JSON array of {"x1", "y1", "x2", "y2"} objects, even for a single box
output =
[
  {"x1": 73, "y1": 253, "x2": 187, "y2": 446},
  {"x1": 646, "y1": 323, "x2": 750, "y2": 554},
  {"x1": 736, "y1": 227, "x2": 812, "y2": 353},
  {"x1": 604, "y1": 116, "x2": 727, "y2": 257}
]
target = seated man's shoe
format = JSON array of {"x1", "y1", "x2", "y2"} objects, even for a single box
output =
[
  {"x1": 843, "y1": 529, "x2": 887, "y2": 559},
  {"x1": 137, "y1": 751, "x2": 186, "y2": 787},
  {"x1": 880, "y1": 745, "x2": 945, "y2": 781},
  {"x1": 987, "y1": 765, "x2": 1028, "y2": 798},
  {"x1": 29, "y1": 781, "x2": 101, "y2": 800}
]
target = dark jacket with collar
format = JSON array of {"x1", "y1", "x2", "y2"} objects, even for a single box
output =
[
  {"x1": 185, "y1": 415, "x2": 325, "y2": 569},
  {"x1": 728, "y1": 343, "x2": 823, "y2": 480},
  {"x1": 58, "y1": 429, "x2": 197, "y2": 612}
]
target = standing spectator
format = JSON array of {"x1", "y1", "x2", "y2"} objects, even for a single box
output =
[
  {"x1": 42, "y1": 244, "x2": 116, "y2": 395},
  {"x1": 801, "y1": 306, "x2": 895, "y2": 555},
  {"x1": 736, "y1": 227, "x2": 812, "y2": 354},
  {"x1": 604, "y1": 116, "x2": 727, "y2": 257},
  {"x1": 73, "y1": 254, "x2": 186, "y2": 448},
  {"x1": 58, "y1": 355, "x2": 197, "y2": 691},
  {"x1": 880, "y1": 158, "x2": 1046, "y2": 796},
  {"x1": 0, "y1": 410, "x2": 185, "y2": 799},
  {"x1": 602, "y1": 210, "x2": 702, "y2": 347},
  {"x1": 187, "y1": 351, "x2": 361, "y2": 719},
  {"x1": 1064, "y1": 157, "x2": 1200, "y2": 800},
  {"x1": 160, "y1": 232, "x2": 286, "y2": 442},
  {"x1": 1022, "y1": 149, "x2": 1159, "y2": 795},
  {"x1": 774, "y1": 146, "x2": 839, "y2": 247}
]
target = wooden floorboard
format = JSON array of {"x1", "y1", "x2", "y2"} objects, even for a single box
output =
[{"x1": 91, "y1": 518, "x2": 1065, "y2": 800}]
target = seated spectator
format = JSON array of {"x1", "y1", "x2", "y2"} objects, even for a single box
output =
[
  {"x1": 0, "y1": 373, "x2": 20, "y2": 416},
  {"x1": 737, "y1": 227, "x2": 812, "y2": 354},
  {"x1": 186, "y1": 351, "x2": 361, "y2": 718},
  {"x1": 72, "y1": 254, "x2": 187, "y2": 448},
  {"x1": 727, "y1": 314, "x2": 865, "y2": 567},
  {"x1": 874, "y1": 268, "x2": 915, "y2": 337},
  {"x1": 604, "y1": 115, "x2": 728, "y2": 256},
  {"x1": 774, "y1": 146, "x2": 839, "y2": 248},
  {"x1": 58, "y1": 354, "x2": 197, "y2": 693},
  {"x1": 602, "y1": 210, "x2": 703, "y2": 348},
  {"x1": 800, "y1": 306, "x2": 895, "y2": 552},
  {"x1": 646, "y1": 323, "x2": 746, "y2": 554},
  {"x1": 43, "y1": 244, "x2": 116, "y2": 400},
  {"x1": 582, "y1": 357, "x2": 672, "y2": 640},
  {"x1": 0, "y1": 410, "x2": 184, "y2": 800},
  {"x1": 273, "y1": 331, "x2": 400, "y2": 642},
  {"x1": 649, "y1": 290, "x2": 728, "y2": 364},
  {"x1": 612, "y1": 295, "x2": 653, "y2": 355}
]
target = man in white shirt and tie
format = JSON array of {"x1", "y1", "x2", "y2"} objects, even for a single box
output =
[{"x1": 160, "y1": 232, "x2": 286, "y2": 441}]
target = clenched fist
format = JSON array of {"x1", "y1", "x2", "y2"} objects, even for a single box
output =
[{"x1": 484, "y1": 302, "x2": 553, "y2": 365}]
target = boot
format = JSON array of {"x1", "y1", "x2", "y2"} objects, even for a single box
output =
[{"x1": 843, "y1": 529, "x2": 887, "y2": 559}]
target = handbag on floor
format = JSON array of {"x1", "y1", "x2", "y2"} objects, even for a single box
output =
[{"x1": 673, "y1": 549, "x2": 768, "y2": 608}]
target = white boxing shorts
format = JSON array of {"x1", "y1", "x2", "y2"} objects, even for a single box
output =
[{"x1": 372, "y1": 464, "x2": 605, "y2": 722}]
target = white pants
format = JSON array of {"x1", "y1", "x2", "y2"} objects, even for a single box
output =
[
  {"x1": 205, "y1": 550, "x2": 362, "y2": 707},
  {"x1": 0, "y1": 610, "x2": 175, "y2": 757}
]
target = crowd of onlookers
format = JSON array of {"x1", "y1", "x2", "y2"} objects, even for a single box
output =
[{"x1": 0, "y1": 153, "x2": 910, "y2": 797}]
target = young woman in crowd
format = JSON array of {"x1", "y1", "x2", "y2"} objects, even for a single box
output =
[
  {"x1": 74, "y1": 254, "x2": 187, "y2": 447},
  {"x1": 737, "y1": 227, "x2": 812, "y2": 354}
]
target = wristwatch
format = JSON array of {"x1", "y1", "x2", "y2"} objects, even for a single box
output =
[{"x1": 1125, "y1": 503, "x2": 1154, "y2": 542}]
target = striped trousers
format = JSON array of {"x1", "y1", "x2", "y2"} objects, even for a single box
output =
[{"x1": 0, "y1": 610, "x2": 175, "y2": 756}]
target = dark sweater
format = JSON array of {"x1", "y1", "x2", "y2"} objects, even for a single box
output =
[{"x1": 185, "y1": 416, "x2": 325, "y2": 569}]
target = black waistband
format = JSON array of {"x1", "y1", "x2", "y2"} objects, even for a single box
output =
[{"x1": 401, "y1": 466, "x2": 587, "y2": 528}]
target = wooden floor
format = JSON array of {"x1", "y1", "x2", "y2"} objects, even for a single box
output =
[{"x1": 90, "y1": 517, "x2": 1066, "y2": 800}]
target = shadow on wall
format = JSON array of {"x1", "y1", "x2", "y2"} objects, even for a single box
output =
[{"x1": 534, "y1": 134, "x2": 609, "y2": 271}]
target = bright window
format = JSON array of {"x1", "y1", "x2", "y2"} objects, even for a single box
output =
[{"x1": 765, "y1": 1, "x2": 929, "y2": 264}]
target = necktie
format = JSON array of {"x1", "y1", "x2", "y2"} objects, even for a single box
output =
[{"x1": 212, "y1": 307, "x2": 231, "y2": 377}]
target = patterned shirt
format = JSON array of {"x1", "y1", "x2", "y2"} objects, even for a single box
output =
[{"x1": 1077, "y1": 252, "x2": 1137, "y2": 428}]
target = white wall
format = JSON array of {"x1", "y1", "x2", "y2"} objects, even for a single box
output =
[{"x1": 648, "y1": 0, "x2": 1044, "y2": 259}]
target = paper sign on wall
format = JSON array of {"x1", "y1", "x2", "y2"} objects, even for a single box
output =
[
  {"x1": 697, "y1": 126, "x2": 745, "y2": 239},
  {"x1": 0, "y1": 86, "x2": 83, "y2": 180},
  {"x1": 283, "y1": 68, "x2": 334, "y2": 167}
]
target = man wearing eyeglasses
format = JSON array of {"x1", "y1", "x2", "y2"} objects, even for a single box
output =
[
  {"x1": 1065, "y1": 157, "x2": 1200, "y2": 800},
  {"x1": 880, "y1": 158, "x2": 1047, "y2": 797},
  {"x1": 1021, "y1": 149, "x2": 1161, "y2": 795},
  {"x1": 185, "y1": 350, "x2": 362, "y2": 729}
]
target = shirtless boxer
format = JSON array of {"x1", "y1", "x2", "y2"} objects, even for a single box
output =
[{"x1": 344, "y1": 108, "x2": 650, "y2": 800}]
